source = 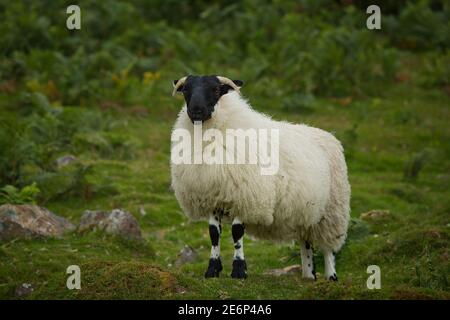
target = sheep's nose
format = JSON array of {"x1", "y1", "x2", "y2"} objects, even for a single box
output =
[
  {"x1": 189, "y1": 108, "x2": 204, "y2": 121},
  {"x1": 192, "y1": 108, "x2": 202, "y2": 115}
]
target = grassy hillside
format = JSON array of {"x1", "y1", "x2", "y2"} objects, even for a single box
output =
[{"x1": 0, "y1": 0, "x2": 449, "y2": 299}]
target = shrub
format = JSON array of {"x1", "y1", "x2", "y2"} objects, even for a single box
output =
[
  {"x1": 0, "y1": 183, "x2": 40, "y2": 205},
  {"x1": 419, "y1": 51, "x2": 450, "y2": 88},
  {"x1": 383, "y1": 0, "x2": 450, "y2": 51}
]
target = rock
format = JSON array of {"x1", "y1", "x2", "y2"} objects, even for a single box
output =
[
  {"x1": 0, "y1": 204, "x2": 75, "y2": 241},
  {"x1": 15, "y1": 283, "x2": 34, "y2": 297},
  {"x1": 175, "y1": 245, "x2": 198, "y2": 266},
  {"x1": 264, "y1": 265, "x2": 301, "y2": 276},
  {"x1": 103, "y1": 209, "x2": 142, "y2": 240},
  {"x1": 360, "y1": 210, "x2": 390, "y2": 222},
  {"x1": 78, "y1": 210, "x2": 109, "y2": 232},
  {"x1": 78, "y1": 209, "x2": 142, "y2": 240},
  {"x1": 56, "y1": 155, "x2": 76, "y2": 168}
]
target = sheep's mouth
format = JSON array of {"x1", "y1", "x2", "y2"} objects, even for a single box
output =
[{"x1": 189, "y1": 116, "x2": 211, "y2": 124}]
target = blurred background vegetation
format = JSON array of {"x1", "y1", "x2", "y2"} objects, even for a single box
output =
[
  {"x1": 0, "y1": 0, "x2": 448, "y2": 299},
  {"x1": 0, "y1": 0, "x2": 449, "y2": 198}
]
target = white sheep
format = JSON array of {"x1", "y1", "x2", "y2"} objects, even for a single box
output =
[{"x1": 170, "y1": 75, "x2": 350, "y2": 280}]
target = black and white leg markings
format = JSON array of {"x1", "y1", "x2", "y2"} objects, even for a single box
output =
[
  {"x1": 301, "y1": 241, "x2": 316, "y2": 280},
  {"x1": 204, "y1": 214, "x2": 223, "y2": 278},
  {"x1": 231, "y1": 218, "x2": 247, "y2": 279},
  {"x1": 324, "y1": 250, "x2": 338, "y2": 281}
]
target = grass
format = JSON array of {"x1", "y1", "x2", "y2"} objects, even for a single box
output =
[{"x1": 0, "y1": 78, "x2": 449, "y2": 299}]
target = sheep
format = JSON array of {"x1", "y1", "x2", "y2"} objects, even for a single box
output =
[{"x1": 170, "y1": 75, "x2": 350, "y2": 280}]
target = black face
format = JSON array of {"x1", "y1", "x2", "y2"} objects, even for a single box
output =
[{"x1": 173, "y1": 75, "x2": 243, "y2": 123}]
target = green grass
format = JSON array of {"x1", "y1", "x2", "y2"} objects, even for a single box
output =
[{"x1": 1, "y1": 80, "x2": 449, "y2": 299}]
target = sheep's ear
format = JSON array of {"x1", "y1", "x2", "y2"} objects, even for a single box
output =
[
  {"x1": 220, "y1": 80, "x2": 244, "y2": 95},
  {"x1": 220, "y1": 84, "x2": 232, "y2": 95}
]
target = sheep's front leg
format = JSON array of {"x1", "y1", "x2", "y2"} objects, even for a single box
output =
[
  {"x1": 300, "y1": 241, "x2": 316, "y2": 280},
  {"x1": 231, "y1": 218, "x2": 247, "y2": 279},
  {"x1": 324, "y1": 250, "x2": 338, "y2": 281},
  {"x1": 204, "y1": 214, "x2": 223, "y2": 278}
]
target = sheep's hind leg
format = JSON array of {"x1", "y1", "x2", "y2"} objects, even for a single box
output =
[
  {"x1": 204, "y1": 214, "x2": 223, "y2": 278},
  {"x1": 300, "y1": 241, "x2": 316, "y2": 280},
  {"x1": 324, "y1": 250, "x2": 338, "y2": 281},
  {"x1": 231, "y1": 218, "x2": 247, "y2": 279}
]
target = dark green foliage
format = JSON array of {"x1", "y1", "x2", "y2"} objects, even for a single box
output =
[
  {"x1": 0, "y1": 94, "x2": 137, "y2": 202},
  {"x1": 1, "y1": 0, "x2": 447, "y2": 106},
  {"x1": 0, "y1": 183, "x2": 40, "y2": 205},
  {"x1": 419, "y1": 51, "x2": 450, "y2": 88},
  {"x1": 383, "y1": 0, "x2": 450, "y2": 51}
]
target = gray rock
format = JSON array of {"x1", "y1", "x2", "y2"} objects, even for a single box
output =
[
  {"x1": 78, "y1": 210, "x2": 109, "y2": 232},
  {"x1": 15, "y1": 283, "x2": 34, "y2": 297},
  {"x1": 0, "y1": 204, "x2": 75, "y2": 241},
  {"x1": 78, "y1": 209, "x2": 142, "y2": 240},
  {"x1": 264, "y1": 265, "x2": 301, "y2": 276},
  {"x1": 56, "y1": 155, "x2": 77, "y2": 168},
  {"x1": 175, "y1": 245, "x2": 198, "y2": 266}
]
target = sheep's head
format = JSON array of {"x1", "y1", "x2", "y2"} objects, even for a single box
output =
[{"x1": 172, "y1": 75, "x2": 243, "y2": 123}]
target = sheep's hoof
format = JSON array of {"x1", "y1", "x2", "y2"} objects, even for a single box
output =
[
  {"x1": 328, "y1": 273, "x2": 338, "y2": 281},
  {"x1": 204, "y1": 258, "x2": 223, "y2": 278},
  {"x1": 231, "y1": 259, "x2": 247, "y2": 279}
]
